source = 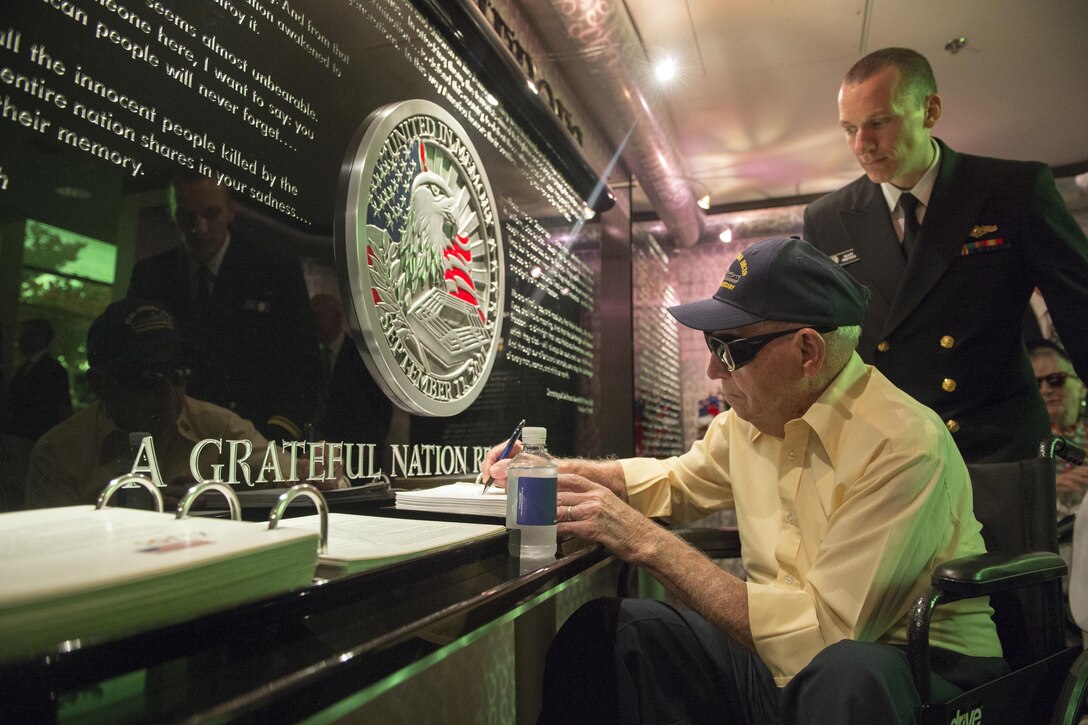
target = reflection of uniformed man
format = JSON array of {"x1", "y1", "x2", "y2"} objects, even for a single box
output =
[
  {"x1": 309, "y1": 292, "x2": 393, "y2": 453},
  {"x1": 128, "y1": 172, "x2": 321, "y2": 442},
  {"x1": 803, "y1": 47, "x2": 1088, "y2": 463},
  {"x1": 4, "y1": 319, "x2": 71, "y2": 442}
]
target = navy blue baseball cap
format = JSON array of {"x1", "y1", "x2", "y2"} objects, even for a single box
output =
[
  {"x1": 668, "y1": 236, "x2": 870, "y2": 332},
  {"x1": 87, "y1": 299, "x2": 185, "y2": 373}
]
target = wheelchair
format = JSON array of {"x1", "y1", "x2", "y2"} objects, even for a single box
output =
[{"x1": 623, "y1": 435, "x2": 1088, "y2": 723}]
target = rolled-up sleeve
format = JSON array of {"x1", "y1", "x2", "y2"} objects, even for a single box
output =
[{"x1": 620, "y1": 415, "x2": 736, "y2": 522}]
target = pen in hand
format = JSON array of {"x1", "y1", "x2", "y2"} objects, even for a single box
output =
[{"x1": 481, "y1": 419, "x2": 526, "y2": 494}]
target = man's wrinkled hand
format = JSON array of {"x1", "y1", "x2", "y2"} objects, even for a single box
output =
[
  {"x1": 555, "y1": 473, "x2": 656, "y2": 563},
  {"x1": 480, "y1": 439, "x2": 524, "y2": 491}
]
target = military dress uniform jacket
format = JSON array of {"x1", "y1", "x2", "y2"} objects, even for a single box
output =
[
  {"x1": 4, "y1": 354, "x2": 71, "y2": 441},
  {"x1": 128, "y1": 235, "x2": 321, "y2": 441},
  {"x1": 803, "y1": 140, "x2": 1088, "y2": 463}
]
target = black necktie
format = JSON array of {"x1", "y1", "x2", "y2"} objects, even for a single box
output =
[
  {"x1": 322, "y1": 345, "x2": 335, "y2": 383},
  {"x1": 899, "y1": 193, "x2": 921, "y2": 259},
  {"x1": 194, "y1": 266, "x2": 213, "y2": 300}
]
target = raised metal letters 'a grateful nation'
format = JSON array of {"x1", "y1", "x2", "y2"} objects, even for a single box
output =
[{"x1": 336, "y1": 100, "x2": 504, "y2": 416}]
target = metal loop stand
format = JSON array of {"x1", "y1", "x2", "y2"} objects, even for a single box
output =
[
  {"x1": 95, "y1": 474, "x2": 163, "y2": 512},
  {"x1": 176, "y1": 481, "x2": 241, "y2": 521},
  {"x1": 268, "y1": 484, "x2": 329, "y2": 554}
]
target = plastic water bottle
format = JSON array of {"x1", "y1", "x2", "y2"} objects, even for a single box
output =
[{"x1": 506, "y1": 426, "x2": 557, "y2": 558}]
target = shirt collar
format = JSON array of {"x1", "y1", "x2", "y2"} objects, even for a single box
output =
[
  {"x1": 795, "y1": 351, "x2": 870, "y2": 456},
  {"x1": 880, "y1": 139, "x2": 941, "y2": 213},
  {"x1": 187, "y1": 233, "x2": 231, "y2": 278}
]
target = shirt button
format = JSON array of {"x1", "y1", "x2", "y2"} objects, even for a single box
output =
[
  {"x1": 787, "y1": 450, "x2": 796, "y2": 462},
  {"x1": 785, "y1": 575, "x2": 795, "y2": 585},
  {"x1": 786, "y1": 512, "x2": 795, "y2": 524},
  {"x1": 946, "y1": 419, "x2": 960, "y2": 433},
  {"x1": 942, "y1": 378, "x2": 957, "y2": 393},
  {"x1": 876, "y1": 341, "x2": 890, "y2": 352},
  {"x1": 940, "y1": 335, "x2": 955, "y2": 349}
]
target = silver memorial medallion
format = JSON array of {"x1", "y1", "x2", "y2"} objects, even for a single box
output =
[{"x1": 337, "y1": 100, "x2": 505, "y2": 416}]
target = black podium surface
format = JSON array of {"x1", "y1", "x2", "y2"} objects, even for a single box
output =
[{"x1": 1, "y1": 527, "x2": 611, "y2": 723}]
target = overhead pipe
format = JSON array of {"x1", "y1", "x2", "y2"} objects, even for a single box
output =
[{"x1": 520, "y1": 0, "x2": 706, "y2": 246}]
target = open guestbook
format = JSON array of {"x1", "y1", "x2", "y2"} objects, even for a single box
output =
[{"x1": 0, "y1": 478, "x2": 504, "y2": 664}]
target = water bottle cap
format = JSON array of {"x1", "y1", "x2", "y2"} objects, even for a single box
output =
[{"x1": 522, "y1": 426, "x2": 547, "y2": 444}]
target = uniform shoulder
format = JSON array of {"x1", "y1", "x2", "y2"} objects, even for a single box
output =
[
  {"x1": 805, "y1": 175, "x2": 872, "y2": 217},
  {"x1": 953, "y1": 149, "x2": 1046, "y2": 183},
  {"x1": 225, "y1": 234, "x2": 303, "y2": 274},
  {"x1": 132, "y1": 245, "x2": 185, "y2": 271}
]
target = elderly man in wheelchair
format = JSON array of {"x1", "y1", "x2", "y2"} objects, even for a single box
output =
[{"x1": 483, "y1": 237, "x2": 1088, "y2": 724}]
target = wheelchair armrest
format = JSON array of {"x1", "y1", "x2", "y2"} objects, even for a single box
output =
[
  {"x1": 908, "y1": 550, "x2": 1067, "y2": 701},
  {"x1": 929, "y1": 551, "x2": 1067, "y2": 601},
  {"x1": 670, "y1": 526, "x2": 742, "y2": 559}
]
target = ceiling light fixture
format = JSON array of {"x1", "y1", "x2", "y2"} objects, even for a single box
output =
[
  {"x1": 527, "y1": 80, "x2": 539, "y2": 94},
  {"x1": 719, "y1": 228, "x2": 733, "y2": 244},
  {"x1": 679, "y1": 176, "x2": 712, "y2": 211},
  {"x1": 654, "y1": 57, "x2": 677, "y2": 82}
]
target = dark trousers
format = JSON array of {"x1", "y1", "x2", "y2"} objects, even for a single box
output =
[{"x1": 539, "y1": 598, "x2": 1009, "y2": 725}]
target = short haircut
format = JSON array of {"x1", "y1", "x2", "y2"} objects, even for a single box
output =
[{"x1": 844, "y1": 47, "x2": 937, "y2": 108}]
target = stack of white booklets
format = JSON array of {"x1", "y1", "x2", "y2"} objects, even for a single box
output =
[
  {"x1": 276, "y1": 512, "x2": 505, "y2": 575},
  {"x1": 0, "y1": 506, "x2": 319, "y2": 665},
  {"x1": 394, "y1": 482, "x2": 507, "y2": 517}
]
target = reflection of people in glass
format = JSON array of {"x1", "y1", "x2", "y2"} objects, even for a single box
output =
[
  {"x1": 3, "y1": 318, "x2": 72, "y2": 441},
  {"x1": 310, "y1": 292, "x2": 393, "y2": 453},
  {"x1": 128, "y1": 171, "x2": 321, "y2": 442},
  {"x1": 24, "y1": 300, "x2": 286, "y2": 509}
]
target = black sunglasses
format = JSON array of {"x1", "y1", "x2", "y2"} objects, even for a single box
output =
[
  {"x1": 704, "y1": 326, "x2": 837, "y2": 371},
  {"x1": 113, "y1": 367, "x2": 192, "y2": 391},
  {"x1": 1036, "y1": 372, "x2": 1078, "y2": 389}
]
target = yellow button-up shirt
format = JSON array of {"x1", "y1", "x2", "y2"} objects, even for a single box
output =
[{"x1": 620, "y1": 353, "x2": 1001, "y2": 685}]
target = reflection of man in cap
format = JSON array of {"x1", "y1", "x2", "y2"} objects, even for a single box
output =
[
  {"x1": 128, "y1": 172, "x2": 321, "y2": 442},
  {"x1": 24, "y1": 300, "x2": 287, "y2": 509},
  {"x1": 483, "y1": 237, "x2": 1006, "y2": 723}
]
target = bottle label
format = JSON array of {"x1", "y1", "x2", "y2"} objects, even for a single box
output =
[{"x1": 516, "y1": 476, "x2": 557, "y2": 526}]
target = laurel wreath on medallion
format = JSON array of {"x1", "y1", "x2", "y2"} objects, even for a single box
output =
[{"x1": 365, "y1": 224, "x2": 429, "y2": 371}]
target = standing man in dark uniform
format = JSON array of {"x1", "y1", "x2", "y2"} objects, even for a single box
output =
[
  {"x1": 128, "y1": 172, "x2": 321, "y2": 442},
  {"x1": 803, "y1": 47, "x2": 1088, "y2": 462},
  {"x1": 4, "y1": 319, "x2": 72, "y2": 441}
]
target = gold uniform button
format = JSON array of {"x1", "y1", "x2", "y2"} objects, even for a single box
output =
[
  {"x1": 946, "y1": 419, "x2": 960, "y2": 433},
  {"x1": 940, "y1": 335, "x2": 955, "y2": 349},
  {"x1": 876, "y1": 341, "x2": 890, "y2": 352},
  {"x1": 942, "y1": 378, "x2": 957, "y2": 393}
]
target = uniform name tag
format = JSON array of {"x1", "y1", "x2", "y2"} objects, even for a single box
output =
[{"x1": 829, "y1": 249, "x2": 859, "y2": 266}]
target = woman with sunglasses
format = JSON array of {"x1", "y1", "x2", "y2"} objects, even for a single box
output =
[{"x1": 1029, "y1": 339, "x2": 1088, "y2": 517}]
